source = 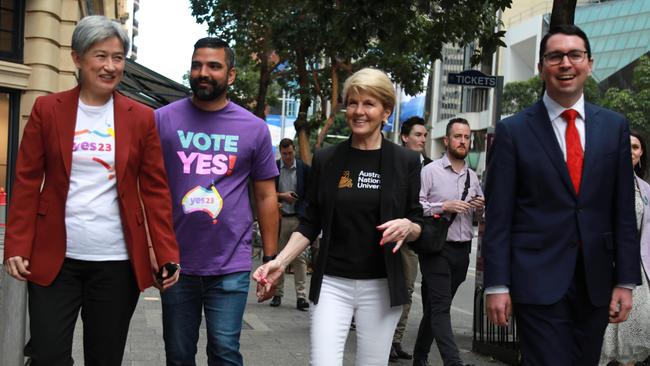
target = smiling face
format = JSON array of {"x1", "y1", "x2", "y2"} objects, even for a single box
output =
[
  {"x1": 189, "y1": 47, "x2": 235, "y2": 103},
  {"x1": 538, "y1": 33, "x2": 593, "y2": 107},
  {"x1": 72, "y1": 36, "x2": 125, "y2": 103},
  {"x1": 345, "y1": 90, "x2": 392, "y2": 141}
]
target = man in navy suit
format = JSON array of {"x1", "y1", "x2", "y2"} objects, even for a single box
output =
[{"x1": 483, "y1": 25, "x2": 640, "y2": 366}]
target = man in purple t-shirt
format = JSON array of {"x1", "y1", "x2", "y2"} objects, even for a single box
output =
[{"x1": 154, "y1": 37, "x2": 279, "y2": 366}]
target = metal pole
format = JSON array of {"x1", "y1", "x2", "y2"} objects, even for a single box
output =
[
  {"x1": 392, "y1": 85, "x2": 402, "y2": 144},
  {"x1": 280, "y1": 89, "x2": 287, "y2": 139},
  {"x1": 0, "y1": 267, "x2": 28, "y2": 366}
]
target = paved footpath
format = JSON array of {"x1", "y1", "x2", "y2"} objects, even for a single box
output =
[{"x1": 69, "y1": 256, "x2": 508, "y2": 366}]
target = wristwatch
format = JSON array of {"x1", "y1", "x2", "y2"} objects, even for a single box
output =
[{"x1": 262, "y1": 254, "x2": 277, "y2": 263}]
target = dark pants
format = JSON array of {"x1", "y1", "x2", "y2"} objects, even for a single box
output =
[
  {"x1": 514, "y1": 254, "x2": 609, "y2": 366},
  {"x1": 26, "y1": 258, "x2": 140, "y2": 366},
  {"x1": 413, "y1": 241, "x2": 471, "y2": 366}
]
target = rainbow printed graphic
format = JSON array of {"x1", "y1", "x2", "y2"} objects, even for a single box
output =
[{"x1": 181, "y1": 185, "x2": 224, "y2": 224}]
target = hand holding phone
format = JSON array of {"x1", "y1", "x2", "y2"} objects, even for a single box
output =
[
  {"x1": 156, "y1": 262, "x2": 180, "y2": 283},
  {"x1": 290, "y1": 192, "x2": 299, "y2": 199}
]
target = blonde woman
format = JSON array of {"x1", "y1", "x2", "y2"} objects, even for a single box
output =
[{"x1": 253, "y1": 68, "x2": 423, "y2": 365}]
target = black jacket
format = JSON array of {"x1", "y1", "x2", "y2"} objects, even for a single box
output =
[{"x1": 297, "y1": 138, "x2": 423, "y2": 306}]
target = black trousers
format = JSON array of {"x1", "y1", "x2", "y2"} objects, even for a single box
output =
[
  {"x1": 514, "y1": 254, "x2": 609, "y2": 366},
  {"x1": 26, "y1": 258, "x2": 140, "y2": 366},
  {"x1": 413, "y1": 241, "x2": 471, "y2": 366}
]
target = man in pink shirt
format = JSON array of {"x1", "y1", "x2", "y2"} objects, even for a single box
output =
[{"x1": 412, "y1": 118, "x2": 484, "y2": 366}]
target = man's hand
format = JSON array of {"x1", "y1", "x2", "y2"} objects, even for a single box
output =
[
  {"x1": 468, "y1": 196, "x2": 485, "y2": 210},
  {"x1": 4, "y1": 256, "x2": 31, "y2": 281},
  {"x1": 487, "y1": 293, "x2": 512, "y2": 326},
  {"x1": 442, "y1": 200, "x2": 472, "y2": 214},
  {"x1": 278, "y1": 191, "x2": 298, "y2": 204},
  {"x1": 609, "y1": 287, "x2": 633, "y2": 323}
]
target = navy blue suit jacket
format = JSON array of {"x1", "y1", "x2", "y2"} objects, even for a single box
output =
[
  {"x1": 275, "y1": 158, "x2": 310, "y2": 217},
  {"x1": 483, "y1": 100, "x2": 640, "y2": 307}
]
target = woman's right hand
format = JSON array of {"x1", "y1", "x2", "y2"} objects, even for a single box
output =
[
  {"x1": 252, "y1": 260, "x2": 285, "y2": 303},
  {"x1": 4, "y1": 256, "x2": 31, "y2": 281}
]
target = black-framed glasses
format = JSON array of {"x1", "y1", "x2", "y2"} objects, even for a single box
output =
[{"x1": 542, "y1": 50, "x2": 589, "y2": 66}]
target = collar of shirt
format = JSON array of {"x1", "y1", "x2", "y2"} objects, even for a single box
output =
[
  {"x1": 543, "y1": 92, "x2": 586, "y2": 159},
  {"x1": 542, "y1": 92, "x2": 585, "y2": 122},
  {"x1": 441, "y1": 153, "x2": 467, "y2": 175},
  {"x1": 280, "y1": 159, "x2": 297, "y2": 170}
]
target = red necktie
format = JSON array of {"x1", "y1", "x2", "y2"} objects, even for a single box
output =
[{"x1": 562, "y1": 109, "x2": 583, "y2": 194}]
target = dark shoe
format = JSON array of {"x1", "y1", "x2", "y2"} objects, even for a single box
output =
[
  {"x1": 296, "y1": 298, "x2": 309, "y2": 311},
  {"x1": 392, "y1": 342, "x2": 413, "y2": 360},
  {"x1": 413, "y1": 359, "x2": 430, "y2": 366},
  {"x1": 269, "y1": 295, "x2": 281, "y2": 307},
  {"x1": 389, "y1": 344, "x2": 399, "y2": 362},
  {"x1": 607, "y1": 361, "x2": 621, "y2": 366}
]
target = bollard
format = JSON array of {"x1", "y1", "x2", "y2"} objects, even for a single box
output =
[{"x1": 0, "y1": 187, "x2": 6, "y2": 227}]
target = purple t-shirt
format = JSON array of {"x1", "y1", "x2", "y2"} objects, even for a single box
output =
[{"x1": 155, "y1": 99, "x2": 278, "y2": 276}]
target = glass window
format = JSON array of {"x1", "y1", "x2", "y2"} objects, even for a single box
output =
[
  {"x1": 0, "y1": 0, "x2": 23, "y2": 62},
  {"x1": 0, "y1": 90, "x2": 18, "y2": 225}
]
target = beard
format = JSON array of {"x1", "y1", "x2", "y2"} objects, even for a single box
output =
[
  {"x1": 190, "y1": 76, "x2": 228, "y2": 101},
  {"x1": 449, "y1": 146, "x2": 468, "y2": 160}
]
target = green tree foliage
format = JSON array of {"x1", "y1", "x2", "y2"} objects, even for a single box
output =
[
  {"x1": 502, "y1": 77, "x2": 543, "y2": 116},
  {"x1": 189, "y1": 0, "x2": 512, "y2": 161},
  {"x1": 600, "y1": 56, "x2": 650, "y2": 133}
]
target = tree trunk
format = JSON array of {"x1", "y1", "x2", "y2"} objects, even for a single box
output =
[
  {"x1": 550, "y1": 0, "x2": 577, "y2": 27},
  {"x1": 253, "y1": 29, "x2": 273, "y2": 119},
  {"x1": 316, "y1": 56, "x2": 341, "y2": 148},
  {"x1": 294, "y1": 45, "x2": 313, "y2": 164}
]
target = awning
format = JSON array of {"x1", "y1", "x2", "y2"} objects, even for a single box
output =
[{"x1": 118, "y1": 59, "x2": 190, "y2": 108}]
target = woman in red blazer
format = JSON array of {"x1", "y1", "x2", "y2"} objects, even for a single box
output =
[{"x1": 3, "y1": 15, "x2": 179, "y2": 366}]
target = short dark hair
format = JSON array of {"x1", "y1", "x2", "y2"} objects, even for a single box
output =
[
  {"x1": 631, "y1": 130, "x2": 647, "y2": 179},
  {"x1": 446, "y1": 118, "x2": 470, "y2": 137},
  {"x1": 193, "y1": 37, "x2": 236, "y2": 70},
  {"x1": 539, "y1": 25, "x2": 592, "y2": 66},
  {"x1": 400, "y1": 116, "x2": 426, "y2": 140},
  {"x1": 279, "y1": 138, "x2": 295, "y2": 149}
]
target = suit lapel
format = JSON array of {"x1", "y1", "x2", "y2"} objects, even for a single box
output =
[
  {"x1": 525, "y1": 101, "x2": 576, "y2": 196},
  {"x1": 113, "y1": 92, "x2": 132, "y2": 190},
  {"x1": 581, "y1": 102, "x2": 601, "y2": 195},
  {"x1": 55, "y1": 87, "x2": 81, "y2": 178}
]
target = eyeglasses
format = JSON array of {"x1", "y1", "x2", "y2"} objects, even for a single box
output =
[{"x1": 542, "y1": 50, "x2": 589, "y2": 66}]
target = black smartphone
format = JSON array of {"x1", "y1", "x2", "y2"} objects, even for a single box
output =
[{"x1": 156, "y1": 262, "x2": 179, "y2": 283}]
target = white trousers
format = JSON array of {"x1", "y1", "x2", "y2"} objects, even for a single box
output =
[{"x1": 310, "y1": 275, "x2": 402, "y2": 366}]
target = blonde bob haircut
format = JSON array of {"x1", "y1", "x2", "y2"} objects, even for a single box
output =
[{"x1": 342, "y1": 68, "x2": 396, "y2": 115}]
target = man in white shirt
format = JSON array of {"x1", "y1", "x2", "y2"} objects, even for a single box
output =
[{"x1": 483, "y1": 24, "x2": 639, "y2": 366}]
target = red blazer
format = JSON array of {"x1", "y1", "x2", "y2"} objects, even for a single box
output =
[{"x1": 3, "y1": 87, "x2": 179, "y2": 290}]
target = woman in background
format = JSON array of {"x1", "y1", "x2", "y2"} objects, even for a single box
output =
[{"x1": 601, "y1": 130, "x2": 650, "y2": 366}]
